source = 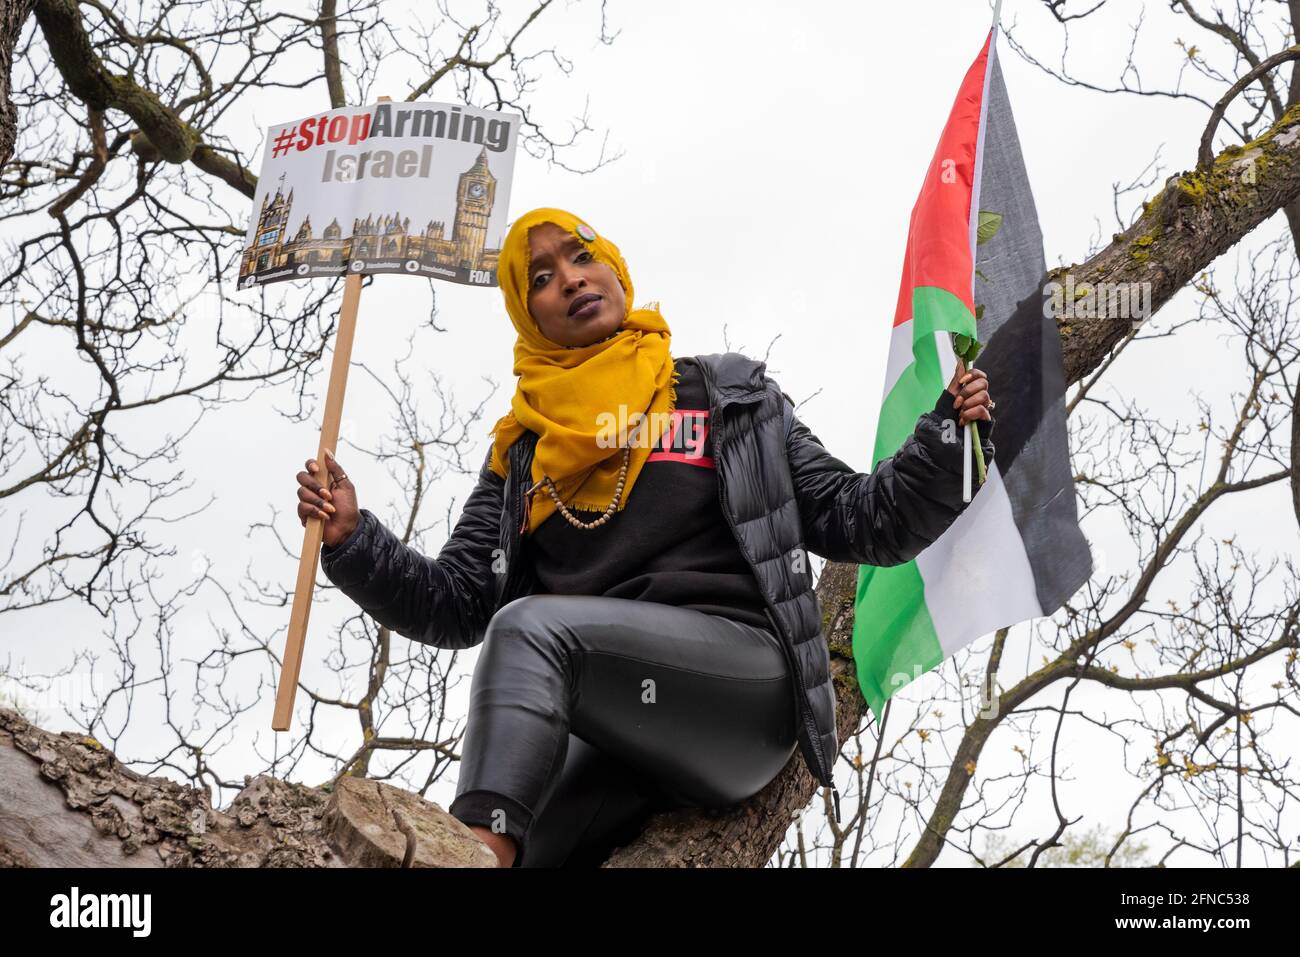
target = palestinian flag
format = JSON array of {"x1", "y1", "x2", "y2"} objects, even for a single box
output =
[{"x1": 853, "y1": 23, "x2": 1093, "y2": 721}]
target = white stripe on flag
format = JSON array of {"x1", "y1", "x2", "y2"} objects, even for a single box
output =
[
  {"x1": 882, "y1": 322, "x2": 963, "y2": 406},
  {"x1": 915, "y1": 459, "x2": 1043, "y2": 657},
  {"x1": 882, "y1": 319, "x2": 913, "y2": 399}
]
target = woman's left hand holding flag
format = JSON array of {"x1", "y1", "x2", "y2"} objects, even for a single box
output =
[{"x1": 946, "y1": 358, "x2": 994, "y2": 428}]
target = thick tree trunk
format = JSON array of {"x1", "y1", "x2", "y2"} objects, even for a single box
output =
[
  {"x1": 0, "y1": 706, "x2": 495, "y2": 867},
  {"x1": 0, "y1": 0, "x2": 36, "y2": 169}
]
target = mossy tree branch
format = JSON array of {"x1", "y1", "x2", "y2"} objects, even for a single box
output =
[
  {"x1": 1056, "y1": 98, "x2": 1300, "y2": 384},
  {"x1": 31, "y1": 0, "x2": 256, "y2": 197}
]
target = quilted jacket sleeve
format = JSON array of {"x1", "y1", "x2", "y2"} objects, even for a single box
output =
[
  {"x1": 783, "y1": 386, "x2": 996, "y2": 567},
  {"x1": 318, "y1": 445, "x2": 503, "y2": 649}
]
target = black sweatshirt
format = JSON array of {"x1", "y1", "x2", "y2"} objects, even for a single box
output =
[{"x1": 526, "y1": 355, "x2": 772, "y2": 628}]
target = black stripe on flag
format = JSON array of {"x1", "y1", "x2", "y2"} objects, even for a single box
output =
[{"x1": 973, "y1": 48, "x2": 1093, "y2": 615}]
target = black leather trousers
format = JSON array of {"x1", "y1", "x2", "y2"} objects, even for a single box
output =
[{"x1": 447, "y1": 594, "x2": 799, "y2": 867}]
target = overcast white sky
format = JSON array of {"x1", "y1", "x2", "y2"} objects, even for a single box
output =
[{"x1": 5, "y1": 0, "x2": 1298, "y2": 865}]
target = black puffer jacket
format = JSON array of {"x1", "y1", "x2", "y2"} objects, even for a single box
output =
[{"x1": 320, "y1": 351, "x2": 995, "y2": 819}]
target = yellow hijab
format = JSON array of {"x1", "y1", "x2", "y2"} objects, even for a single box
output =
[{"x1": 487, "y1": 207, "x2": 678, "y2": 534}]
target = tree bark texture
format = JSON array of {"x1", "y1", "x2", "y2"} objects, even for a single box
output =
[
  {"x1": 0, "y1": 0, "x2": 36, "y2": 169},
  {"x1": 0, "y1": 706, "x2": 496, "y2": 868}
]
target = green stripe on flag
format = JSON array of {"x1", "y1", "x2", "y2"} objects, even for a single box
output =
[
  {"x1": 853, "y1": 560, "x2": 943, "y2": 723},
  {"x1": 855, "y1": 285, "x2": 974, "y2": 720},
  {"x1": 914, "y1": 284, "x2": 978, "y2": 340},
  {"x1": 873, "y1": 286, "x2": 975, "y2": 466}
]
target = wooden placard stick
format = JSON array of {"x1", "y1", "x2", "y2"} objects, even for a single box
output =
[{"x1": 272, "y1": 96, "x2": 390, "y2": 732}]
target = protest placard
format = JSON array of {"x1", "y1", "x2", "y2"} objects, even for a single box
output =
[
  {"x1": 239, "y1": 100, "x2": 519, "y2": 289},
  {"x1": 257, "y1": 98, "x2": 519, "y2": 731}
]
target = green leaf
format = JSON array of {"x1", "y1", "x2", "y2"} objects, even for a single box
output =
[
  {"x1": 954, "y1": 333, "x2": 971, "y2": 353},
  {"x1": 975, "y1": 303, "x2": 985, "y2": 323},
  {"x1": 976, "y1": 211, "x2": 1003, "y2": 246},
  {"x1": 975, "y1": 267, "x2": 989, "y2": 283}
]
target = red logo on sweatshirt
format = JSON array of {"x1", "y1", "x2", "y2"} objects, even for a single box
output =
[{"x1": 647, "y1": 409, "x2": 712, "y2": 468}]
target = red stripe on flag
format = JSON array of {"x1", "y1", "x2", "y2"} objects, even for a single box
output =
[{"x1": 891, "y1": 29, "x2": 994, "y2": 329}]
